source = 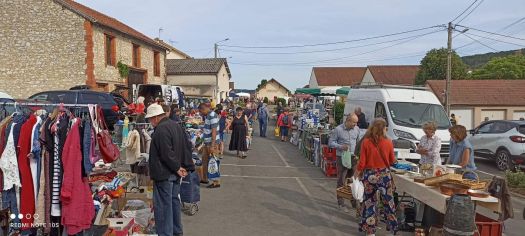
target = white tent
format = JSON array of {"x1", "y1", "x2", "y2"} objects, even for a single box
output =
[
  {"x1": 236, "y1": 92, "x2": 251, "y2": 97},
  {"x1": 320, "y1": 86, "x2": 341, "y2": 95}
]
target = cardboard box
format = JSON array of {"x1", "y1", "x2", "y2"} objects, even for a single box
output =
[{"x1": 106, "y1": 218, "x2": 134, "y2": 236}]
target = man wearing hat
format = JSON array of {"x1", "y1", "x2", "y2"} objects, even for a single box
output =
[{"x1": 146, "y1": 103, "x2": 192, "y2": 236}]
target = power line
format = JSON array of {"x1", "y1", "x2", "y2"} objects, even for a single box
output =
[
  {"x1": 456, "y1": 0, "x2": 485, "y2": 24},
  {"x1": 455, "y1": 17, "x2": 525, "y2": 52},
  {"x1": 457, "y1": 24, "x2": 525, "y2": 41},
  {"x1": 451, "y1": 0, "x2": 478, "y2": 22},
  {"x1": 227, "y1": 30, "x2": 442, "y2": 66},
  {"x1": 464, "y1": 32, "x2": 525, "y2": 47},
  {"x1": 219, "y1": 25, "x2": 444, "y2": 49},
  {"x1": 219, "y1": 29, "x2": 442, "y2": 55},
  {"x1": 460, "y1": 33, "x2": 498, "y2": 51}
]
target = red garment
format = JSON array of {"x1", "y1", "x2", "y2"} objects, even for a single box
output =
[
  {"x1": 135, "y1": 103, "x2": 145, "y2": 114},
  {"x1": 277, "y1": 113, "x2": 292, "y2": 128},
  {"x1": 61, "y1": 119, "x2": 95, "y2": 235},
  {"x1": 17, "y1": 115, "x2": 37, "y2": 230},
  {"x1": 357, "y1": 138, "x2": 395, "y2": 171}
]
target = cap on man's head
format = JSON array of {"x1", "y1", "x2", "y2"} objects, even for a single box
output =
[{"x1": 145, "y1": 104, "x2": 165, "y2": 118}]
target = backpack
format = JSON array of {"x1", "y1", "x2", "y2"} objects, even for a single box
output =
[
  {"x1": 282, "y1": 115, "x2": 289, "y2": 126},
  {"x1": 258, "y1": 107, "x2": 268, "y2": 119}
]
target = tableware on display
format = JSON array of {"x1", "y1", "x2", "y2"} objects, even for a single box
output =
[
  {"x1": 467, "y1": 189, "x2": 490, "y2": 198},
  {"x1": 439, "y1": 182, "x2": 470, "y2": 196}
]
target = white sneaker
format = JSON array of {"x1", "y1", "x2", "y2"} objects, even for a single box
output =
[{"x1": 338, "y1": 205, "x2": 349, "y2": 213}]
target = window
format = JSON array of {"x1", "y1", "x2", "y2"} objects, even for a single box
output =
[
  {"x1": 375, "y1": 102, "x2": 387, "y2": 121},
  {"x1": 477, "y1": 123, "x2": 494, "y2": 134},
  {"x1": 387, "y1": 102, "x2": 450, "y2": 129},
  {"x1": 48, "y1": 92, "x2": 76, "y2": 103},
  {"x1": 30, "y1": 93, "x2": 49, "y2": 102},
  {"x1": 80, "y1": 92, "x2": 110, "y2": 104},
  {"x1": 490, "y1": 122, "x2": 516, "y2": 133},
  {"x1": 105, "y1": 34, "x2": 116, "y2": 66},
  {"x1": 132, "y1": 44, "x2": 141, "y2": 67},
  {"x1": 154, "y1": 51, "x2": 160, "y2": 76}
]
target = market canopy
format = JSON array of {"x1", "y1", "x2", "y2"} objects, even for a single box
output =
[
  {"x1": 295, "y1": 88, "x2": 321, "y2": 95},
  {"x1": 236, "y1": 92, "x2": 251, "y2": 97},
  {"x1": 336, "y1": 87, "x2": 351, "y2": 96}
]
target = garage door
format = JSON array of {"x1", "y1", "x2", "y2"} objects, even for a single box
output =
[
  {"x1": 514, "y1": 111, "x2": 525, "y2": 120},
  {"x1": 480, "y1": 110, "x2": 506, "y2": 122},
  {"x1": 451, "y1": 109, "x2": 473, "y2": 129}
]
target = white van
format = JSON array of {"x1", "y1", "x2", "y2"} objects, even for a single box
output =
[
  {"x1": 132, "y1": 84, "x2": 183, "y2": 106},
  {"x1": 344, "y1": 85, "x2": 451, "y2": 161}
]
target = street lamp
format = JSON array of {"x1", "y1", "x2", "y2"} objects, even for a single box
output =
[{"x1": 214, "y1": 38, "x2": 229, "y2": 58}]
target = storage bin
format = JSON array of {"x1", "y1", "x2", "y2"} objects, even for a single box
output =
[{"x1": 474, "y1": 214, "x2": 502, "y2": 236}]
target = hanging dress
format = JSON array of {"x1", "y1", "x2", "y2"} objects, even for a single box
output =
[
  {"x1": 229, "y1": 115, "x2": 248, "y2": 152},
  {"x1": 17, "y1": 114, "x2": 37, "y2": 230}
]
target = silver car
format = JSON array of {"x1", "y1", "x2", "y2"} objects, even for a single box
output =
[{"x1": 469, "y1": 120, "x2": 525, "y2": 171}]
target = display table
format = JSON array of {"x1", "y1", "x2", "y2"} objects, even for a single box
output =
[{"x1": 393, "y1": 173, "x2": 500, "y2": 214}]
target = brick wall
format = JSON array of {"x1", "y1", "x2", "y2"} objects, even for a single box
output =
[
  {"x1": 92, "y1": 27, "x2": 166, "y2": 91},
  {"x1": 0, "y1": 0, "x2": 87, "y2": 98}
]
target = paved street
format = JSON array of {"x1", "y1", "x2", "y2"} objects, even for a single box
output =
[
  {"x1": 181, "y1": 122, "x2": 525, "y2": 236},
  {"x1": 182, "y1": 122, "x2": 390, "y2": 236}
]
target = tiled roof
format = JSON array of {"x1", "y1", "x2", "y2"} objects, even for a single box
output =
[
  {"x1": 426, "y1": 80, "x2": 525, "y2": 106},
  {"x1": 312, "y1": 67, "x2": 366, "y2": 86},
  {"x1": 56, "y1": 0, "x2": 167, "y2": 50},
  {"x1": 166, "y1": 58, "x2": 231, "y2": 77},
  {"x1": 155, "y1": 39, "x2": 191, "y2": 58},
  {"x1": 258, "y1": 79, "x2": 291, "y2": 93},
  {"x1": 368, "y1": 65, "x2": 419, "y2": 85}
]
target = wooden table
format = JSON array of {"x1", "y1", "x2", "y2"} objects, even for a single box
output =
[{"x1": 392, "y1": 173, "x2": 500, "y2": 214}]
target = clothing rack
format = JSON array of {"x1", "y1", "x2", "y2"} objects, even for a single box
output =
[{"x1": 1, "y1": 102, "x2": 95, "y2": 107}]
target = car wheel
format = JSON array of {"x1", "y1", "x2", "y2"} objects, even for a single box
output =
[{"x1": 496, "y1": 149, "x2": 514, "y2": 171}]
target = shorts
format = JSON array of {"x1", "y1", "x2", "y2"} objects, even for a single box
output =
[
  {"x1": 280, "y1": 126, "x2": 289, "y2": 137},
  {"x1": 219, "y1": 131, "x2": 225, "y2": 141}
]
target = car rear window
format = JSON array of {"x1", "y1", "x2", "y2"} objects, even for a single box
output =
[
  {"x1": 80, "y1": 93, "x2": 111, "y2": 104},
  {"x1": 519, "y1": 125, "x2": 525, "y2": 135}
]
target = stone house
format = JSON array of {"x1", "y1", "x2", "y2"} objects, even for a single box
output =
[
  {"x1": 255, "y1": 79, "x2": 291, "y2": 100},
  {"x1": 166, "y1": 58, "x2": 231, "y2": 101},
  {"x1": 308, "y1": 67, "x2": 367, "y2": 88},
  {"x1": 360, "y1": 65, "x2": 419, "y2": 86},
  {"x1": 0, "y1": 0, "x2": 169, "y2": 98},
  {"x1": 426, "y1": 80, "x2": 525, "y2": 129}
]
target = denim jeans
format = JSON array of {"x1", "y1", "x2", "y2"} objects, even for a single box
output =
[
  {"x1": 2, "y1": 188, "x2": 20, "y2": 230},
  {"x1": 82, "y1": 120, "x2": 93, "y2": 176},
  {"x1": 153, "y1": 175, "x2": 182, "y2": 236},
  {"x1": 258, "y1": 118, "x2": 267, "y2": 137}
]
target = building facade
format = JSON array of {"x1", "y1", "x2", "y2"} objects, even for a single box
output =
[
  {"x1": 166, "y1": 58, "x2": 231, "y2": 101},
  {"x1": 426, "y1": 80, "x2": 525, "y2": 129},
  {"x1": 0, "y1": 0, "x2": 167, "y2": 98},
  {"x1": 256, "y1": 79, "x2": 291, "y2": 100}
]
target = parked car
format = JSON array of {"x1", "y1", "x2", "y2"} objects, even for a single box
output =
[
  {"x1": 469, "y1": 120, "x2": 525, "y2": 171},
  {"x1": 28, "y1": 90, "x2": 121, "y2": 128},
  {"x1": 0, "y1": 91, "x2": 13, "y2": 100},
  {"x1": 343, "y1": 85, "x2": 451, "y2": 162}
]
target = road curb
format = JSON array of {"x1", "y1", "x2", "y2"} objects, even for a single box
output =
[{"x1": 510, "y1": 191, "x2": 525, "y2": 199}]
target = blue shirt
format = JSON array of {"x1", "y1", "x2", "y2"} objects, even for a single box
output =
[
  {"x1": 203, "y1": 111, "x2": 219, "y2": 144},
  {"x1": 329, "y1": 124, "x2": 364, "y2": 157},
  {"x1": 448, "y1": 139, "x2": 477, "y2": 171}
]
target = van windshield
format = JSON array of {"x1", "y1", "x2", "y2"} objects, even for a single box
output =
[{"x1": 387, "y1": 102, "x2": 450, "y2": 129}]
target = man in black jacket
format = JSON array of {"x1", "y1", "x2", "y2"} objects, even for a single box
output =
[{"x1": 147, "y1": 103, "x2": 194, "y2": 236}]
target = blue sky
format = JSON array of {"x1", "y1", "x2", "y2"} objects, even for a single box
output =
[{"x1": 77, "y1": 0, "x2": 525, "y2": 90}]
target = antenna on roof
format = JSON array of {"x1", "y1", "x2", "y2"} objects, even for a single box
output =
[{"x1": 158, "y1": 27, "x2": 163, "y2": 39}]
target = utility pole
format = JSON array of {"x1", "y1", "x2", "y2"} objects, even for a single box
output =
[
  {"x1": 445, "y1": 22, "x2": 453, "y2": 116},
  {"x1": 214, "y1": 43, "x2": 218, "y2": 58}
]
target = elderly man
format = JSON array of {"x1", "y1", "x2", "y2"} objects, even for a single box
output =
[
  {"x1": 329, "y1": 114, "x2": 363, "y2": 212},
  {"x1": 355, "y1": 107, "x2": 368, "y2": 129},
  {"x1": 147, "y1": 103, "x2": 194, "y2": 236},
  {"x1": 258, "y1": 103, "x2": 270, "y2": 137},
  {"x1": 199, "y1": 103, "x2": 221, "y2": 188}
]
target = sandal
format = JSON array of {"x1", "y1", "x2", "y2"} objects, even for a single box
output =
[{"x1": 206, "y1": 184, "x2": 221, "y2": 189}]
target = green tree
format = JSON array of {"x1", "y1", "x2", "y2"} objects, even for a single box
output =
[
  {"x1": 256, "y1": 79, "x2": 269, "y2": 90},
  {"x1": 334, "y1": 101, "x2": 345, "y2": 125},
  {"x1": 471, "y1": 55, "x2": 525, "y2": 80},
  {"x1": 263, "y1": 97, "x2": 269, "y2": 104},
  {"x1": 416, "y1": 48, "x2": 469, "y2": 85}
]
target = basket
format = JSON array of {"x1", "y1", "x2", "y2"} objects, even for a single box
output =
[
  {"x1": 448, "y1": 171, "x2": 489, "y2": 190},
  {"x1": 424, "y1": 173, "x2": 463, "y2": 186},
  {"x1": 336, "y1": 178, "x2": 354, "y2": 200}
]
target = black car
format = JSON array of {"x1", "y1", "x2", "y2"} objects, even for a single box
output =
[{"x1": 28, "y1": 90, "x2": 120, "y2": 128}]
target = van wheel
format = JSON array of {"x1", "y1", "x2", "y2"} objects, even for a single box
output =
[{"x1": 496, "y1": 149, "x2": 514, "y2": 171}]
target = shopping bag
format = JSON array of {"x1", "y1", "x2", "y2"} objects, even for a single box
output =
[
  {"x1": 350, "y1": 177, "x2": 364, "y2": 202},
  {"x1": 274, "y1": 127, "x2": 280, "y2": 137},
  {"x1": 207, "y1": 156, "x2": 221, "y2": 180},
  {"x1": 342, "y1": 151, "x2": 352, "y2": 169}
]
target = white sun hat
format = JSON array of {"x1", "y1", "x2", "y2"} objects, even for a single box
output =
[{"x1": 145, "y1": 103, "x2": 165, "y2": 118}]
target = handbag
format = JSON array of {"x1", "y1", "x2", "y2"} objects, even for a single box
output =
[
  {"x1": 96, "y1": 107, "x2": 120, "y2": 163},
  {"x1": 274, "y1": 126, "x2": 280, "y2": 137},
  {"x1": 207, "y1": 155, "x2": 221, "y2": 180}
]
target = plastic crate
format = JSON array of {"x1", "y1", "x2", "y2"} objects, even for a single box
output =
[
  {"x1": 323, "y1": 160, "x2": 337, "y2": 177},
  {"x1": 474, "y1": 214, "x2": 502, "y2": 236},
  {"x1": 322, "y1": 146, "x2": 337, "y2": 161}
]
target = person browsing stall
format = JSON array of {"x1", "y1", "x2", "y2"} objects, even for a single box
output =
[
  {"x1": 417, "y1": 121, "x2": 442, "y2": 165},
  {"x1": 448, "y1": 125, "x2": 477, "y2": 179},
  {"x1": 147, "y1": 103, "x2": 194, "y2": 236},
  {"x1": 329, "y1": 114, "x2": 363, "y2": 212},
  {"x1": 199, "y1": 103, "x2": 221, "y2": 188},
  {"x1": 354, "y1": 118, "x2": 398, "y2": 236},
  {"x1": 257, "y1": 103, "x2": 270, "y2": 137},
  {"x1": 277, "y1": 108, "x2": 292, "y2": 142}
]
